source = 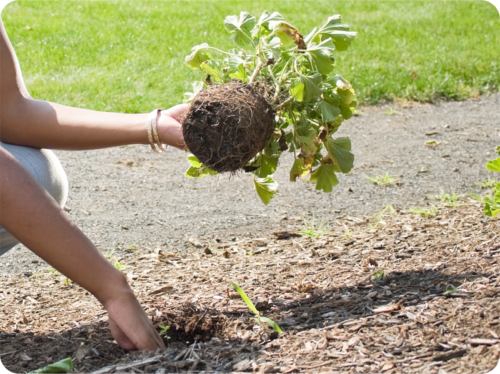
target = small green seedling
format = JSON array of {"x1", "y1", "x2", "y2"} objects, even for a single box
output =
[
  {"x1": 365, "y1": 173, "x2": 399, "y2": 186},
  {"x1": 343, "y1": 230, "x2": 353, "y2": 239},
  {"x1": 159, "y1": 324, "x2": 170, "y2": 338},
  {"x1": 113, "y1": 260, "x2": 126, "y2": 271},
  {"x1": 477, "y1": 179, "x2": 497, "y2": 188},
  {"x1": 427, "y1": 189, "x2": 462, "y2": 207},
  {"x1": 300, "y1": 215, "x2": 329, "y2": 238},
  {"x1": 384, "y1": 107, "x2": 400, "y2": 115},
  {"x1": 373, "y1": 269, "x2": 385, "y2": 281},
  {"x1": 47, "y1": 267, "x2": 59, "y2": 277},
  {"x1": 128, "y1": 244, "x2": 137, "y2": 250},
  {"x1": 410, "y1": 205, "x2": 439, "y2": 217},
  {"x1": 444, "y1": 285, "x2": 458, "y2": 295},
  {"x1": 370, "y1": 204, "x2": 395, "y2": 229},
  {"x1": 230, "y1": 281, "x2": 282, "y2": 333},
  {"x1": 104, "y1": 249, "x2": 115, "y2": 259}
]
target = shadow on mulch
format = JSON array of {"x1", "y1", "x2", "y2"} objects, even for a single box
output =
[{"x1": 4, "y1": 268, "x2": 488, "y2": 373}]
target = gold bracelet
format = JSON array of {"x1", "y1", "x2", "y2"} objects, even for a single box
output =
[
  {"x1": 151, "y1": 109, "x2": 168, "y2": 152},
  {"x1": 148, "y1": 109, "x2": 160, "y2": 153}
]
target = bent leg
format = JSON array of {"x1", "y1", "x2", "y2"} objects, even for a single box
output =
[{"x1": 0, "y1": 141, "x2": 68, "y2": 256}]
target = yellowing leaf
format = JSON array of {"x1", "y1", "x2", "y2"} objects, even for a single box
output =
[{"x1": 290, "y1": 158, "x2": 309, "y2": 181}]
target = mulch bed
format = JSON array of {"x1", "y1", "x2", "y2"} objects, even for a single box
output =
[{"x1": 1, "y1": 201, "x2": 499, "y2": 373}]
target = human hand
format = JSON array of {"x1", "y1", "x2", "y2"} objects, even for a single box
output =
[
  {"x1": 157, "y1": 104, "x2": 190, "y2": 151},
  {"x1": 103, "y1": 289, "x2": 165, "y2": 351}
]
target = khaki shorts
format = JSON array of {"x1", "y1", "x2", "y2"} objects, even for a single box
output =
[{"x1": 0, "y1": 141, "x2": 68, "y2": 256}]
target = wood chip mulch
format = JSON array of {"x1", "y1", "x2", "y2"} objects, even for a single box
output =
[{"x1": 1, "y1": 201, "x2": 500, "y2": 373}]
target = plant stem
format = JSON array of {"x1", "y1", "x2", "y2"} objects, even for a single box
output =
[
  {"x1": 275, "y1": 96, "x2": 294, "y2": 110},
  {"x1": 249, "y1": 59, "x2": 264, "y2": 84}
]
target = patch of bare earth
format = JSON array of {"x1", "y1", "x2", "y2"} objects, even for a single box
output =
[{"x1": 1, "y1": 201, "x2": 499, "y2": 373}]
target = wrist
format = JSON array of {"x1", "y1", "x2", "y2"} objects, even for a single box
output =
[{"x1": 92, "y1": 270, "x2": 134, "y2": 307}]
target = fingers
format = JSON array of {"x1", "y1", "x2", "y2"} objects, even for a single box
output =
[
  {"x1": 104, "y1": 291, "x2": 166, "y2": 352},
  {"x1": 157, "y1": 111, "x2": 188, "y2": 151},
  {"x1": 108, "y1": 318, "x2": 137, "y2": 351},
  {"x1": 164, "y1": 103, "x2": 190, "y2": 122}
]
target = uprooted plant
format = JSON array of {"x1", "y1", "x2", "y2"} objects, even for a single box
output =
[{"x1": 182, "y1": 11, "x2": 357, "y2": 204}]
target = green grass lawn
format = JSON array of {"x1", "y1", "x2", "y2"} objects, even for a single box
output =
[{"x1": 2, "y1": 1, "x2": 499, "y2": 112}]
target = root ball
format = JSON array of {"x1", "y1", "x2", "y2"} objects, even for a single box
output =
[{"x1": 182, "y1": 82, "x2": 275, "y2": 173}]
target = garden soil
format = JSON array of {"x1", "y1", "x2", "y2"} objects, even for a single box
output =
[{"x1": 1, "y1": 94, "x2": 499, "y2": 373}]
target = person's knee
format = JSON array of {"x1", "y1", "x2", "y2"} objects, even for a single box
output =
[
  {"x1": 0, "y1": 143, "x2": 68, "y2": 256},
  {"x1": 38, "y1": 148, "x2": 69, "y2": 208},
  {"x1": 0, "y1": 142, "x2": 68, "y2": 208}
]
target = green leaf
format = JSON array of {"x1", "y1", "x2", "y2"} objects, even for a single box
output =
[
  {"x1": 224, "y1": 12, "x2": 256, "y2": 46},
  {"x1": 230, "y1": 281, "x2": 260, "y2": 316},
  {"x1": 326, "y1": 30, "x2": 357, "y2": 52},
  {"x1": 310, "y1": 162, "x2": 339, "y2": 193},
  {"x1": 185, "y1": 43, "x2": 211, "y2": 69},
  {"x1": 201, "y1": 60, "x2": 224, "y2": 83},
  {"x1": 187, "y1": 154, "x2": 202, "y2": 167},
  {"x1": 295, "y1": 117, "x2": 318, "y2": 158},
  {"x1": 290, "y1": 158, "x2": 309, "y2": 181},
  {"x1": 254, "y1": 176, "x2": 278, "y2": 205},
  {"x1": 254, "y1": 141, "x2": 280, "y2": 178},
  {"x1": 484, "y1": 195, "x2": 500, "y2": 217},
  {"x1": 229, "y1": 63, "x2": 248, "y2": 82},
  {"x1": 306, "y1": 15, "x2": 355, "y2": 51},
  {"x1": 228, "y1": 55, "x2": 246, "y2": 71},
  {"x1": 487, "y1": 157, "x2": 500, "y2": 173},
  {"x1": 29, "y1": 358, "x2": 73, "y2": 374},
  {"x1": 185, "y1": 155, "x2": 217, "y2": 178},
  {"x1": 251, "y1": 10, "x2": 284, "y2": 37},
  {"x1": 307, "y1": 44, "x2": 334, "y2": 75},
  {"x1": 260, "y1": 317, "x2": 283, "y2": 333},
  {"x1": 317, "y1": 97, "x2": 341, "y2": 122},
  {"x1": 290, "y1": 73, "x2": 322, "y2": 102},
  {"x1": 264, "y1": 36, "x2": 282, "y2": 60},
  {"x1": 339, "y1": 99, "x2": 357, "y2": 120},
  {"x1": 324, "y1": 137, "x2": 354, "y2": 174}
]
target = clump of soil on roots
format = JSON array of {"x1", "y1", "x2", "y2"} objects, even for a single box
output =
[{"x1": 182, "y1": 82, "x2": 275, "y2": 173}]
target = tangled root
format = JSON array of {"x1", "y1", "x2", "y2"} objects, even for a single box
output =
[{"x1": 182, "y1": 82, "x2": 275, "y2": 173}]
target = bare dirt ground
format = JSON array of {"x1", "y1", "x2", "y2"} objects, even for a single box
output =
[{"x1": 1, "y1": 94, "x2": 500, "y2": 373}]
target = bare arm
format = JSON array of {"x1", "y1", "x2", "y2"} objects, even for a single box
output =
[
  {"x1": 0, "y1": 19, "x2": 186, "y2": 150},
  {"x1": 0, "y1": 147, "x2": 165, "y2": 350},
  {"x1": 0, "y1": 17, "x2": 178, "y2": 351}
]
